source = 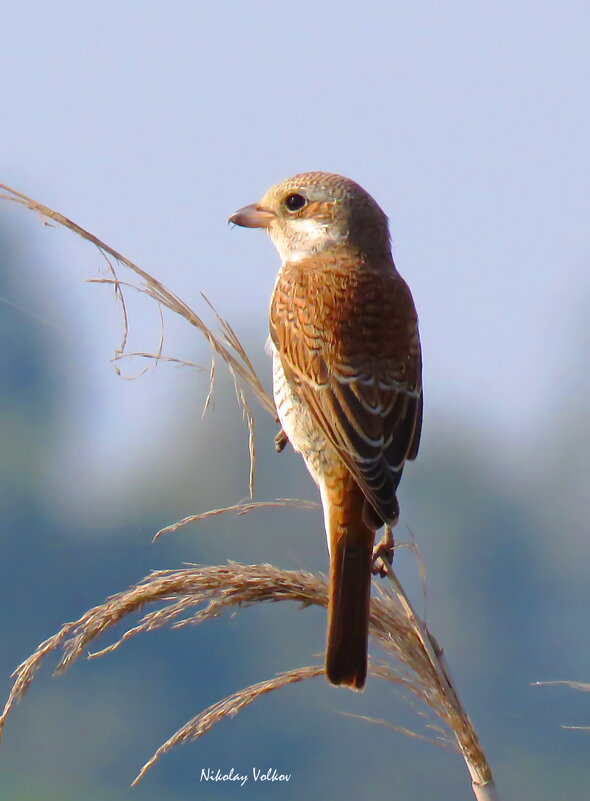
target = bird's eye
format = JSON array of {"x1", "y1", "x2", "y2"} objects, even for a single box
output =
[{"x1": 284, "y1": 193, "x2": 307, "y2": 212}]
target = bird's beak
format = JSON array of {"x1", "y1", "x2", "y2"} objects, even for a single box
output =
[{"x1": 228, "y1": 204, "x2": 275, "y2": 229}]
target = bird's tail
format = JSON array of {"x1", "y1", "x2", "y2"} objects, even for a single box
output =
[{"x1": 325, "y1": 494, "x2": 374, "y2": 691}]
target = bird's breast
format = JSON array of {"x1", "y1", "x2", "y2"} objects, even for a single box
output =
[{"x1": 271, "y1": 345, "x2": 334, "y2": 487}]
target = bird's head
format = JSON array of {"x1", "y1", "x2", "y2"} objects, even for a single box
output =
[{"x1": 229, "y1": 171, "x2": 391, "y2": 264}]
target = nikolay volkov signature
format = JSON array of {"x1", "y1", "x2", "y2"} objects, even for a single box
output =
[{"x1": 200, "y1": 767, "x2": 291, "y2": 786}]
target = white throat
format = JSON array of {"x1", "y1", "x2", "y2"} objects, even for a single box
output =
[{"x1": 271, "y1": 218, "x2": 344, "y2": 264}]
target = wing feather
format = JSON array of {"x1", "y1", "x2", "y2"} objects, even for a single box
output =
[{"x1": 270, "y1": 257, "x2": 422, "y2": 525}]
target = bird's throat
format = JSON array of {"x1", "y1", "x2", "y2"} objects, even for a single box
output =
[{"x1": 270, "y1": 218, "x2": 346, "y2": 264}]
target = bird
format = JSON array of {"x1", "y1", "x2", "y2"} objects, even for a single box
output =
[{"x1": 229, "y1": 172, "x2": 422, "y2": 690}]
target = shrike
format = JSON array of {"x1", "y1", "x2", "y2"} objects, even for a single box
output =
[{"x1": 230, "y1": 172, "x2": 422, "y2": 689}]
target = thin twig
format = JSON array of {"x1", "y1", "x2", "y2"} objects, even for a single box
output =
[
  {"x1": 380, "y1": 559, "x2": 499, "y2": 800},
  {"x1": 153, "y1": 498, "x2": 319, "y2": 541},
  {"x1": 0, "y1": 182, "x2": 277, "y2": 493}
]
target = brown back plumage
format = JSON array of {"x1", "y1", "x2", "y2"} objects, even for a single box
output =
[{"x1": 269, "y1": 249, "x2": 422, "y2": 525}]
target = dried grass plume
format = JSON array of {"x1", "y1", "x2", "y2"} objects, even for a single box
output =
[{"x1": 0, "y1": 183, "x2": 501, "y2": 801}]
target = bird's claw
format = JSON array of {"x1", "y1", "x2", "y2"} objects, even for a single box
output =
[
  {"x1": 274, "y1": 427, "x2": 289, "y2": 453},
  {"x1": 372, "y1": 524, "x2": 395, "y2": 577}
]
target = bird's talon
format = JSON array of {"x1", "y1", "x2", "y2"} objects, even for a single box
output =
[
  {"x1": 274, "y1": 428, "x2": 289, "y2": 453},
  {"x1": 372, "y1": 524, "x2": 395, "y2": 577}
]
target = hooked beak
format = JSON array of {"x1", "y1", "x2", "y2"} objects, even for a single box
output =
[{"x1": 228, "y1": 203, "x2": 275, "y2": 229}]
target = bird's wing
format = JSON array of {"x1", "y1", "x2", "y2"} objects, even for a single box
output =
[{"x1": 270, "y1": 259, "x2": 422, "y2": 525}]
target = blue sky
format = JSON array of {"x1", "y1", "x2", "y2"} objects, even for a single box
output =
[{"x1": 1, "y1": 0, "x2": 589, "y2": 488}]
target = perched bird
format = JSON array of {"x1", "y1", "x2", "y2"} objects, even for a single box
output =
[{"x1": 229, "y1": 172, "x2": 422, "y2": 690}]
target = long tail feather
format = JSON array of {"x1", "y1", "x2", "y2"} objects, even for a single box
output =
[{"x1": 325, "y1": 509, "x2": 373, "y2": 690}]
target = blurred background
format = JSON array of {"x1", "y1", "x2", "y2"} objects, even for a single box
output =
[{"x1": 1, "y1": 2, "x2": 589, "y2": 799}]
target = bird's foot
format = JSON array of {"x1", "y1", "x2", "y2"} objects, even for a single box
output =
[
  {"x1": 372, "y1": 524, "x2": 395, "y2": 577},
  {"x1": 274, "y1": 427, "x2": 289, "y2": 453}
]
